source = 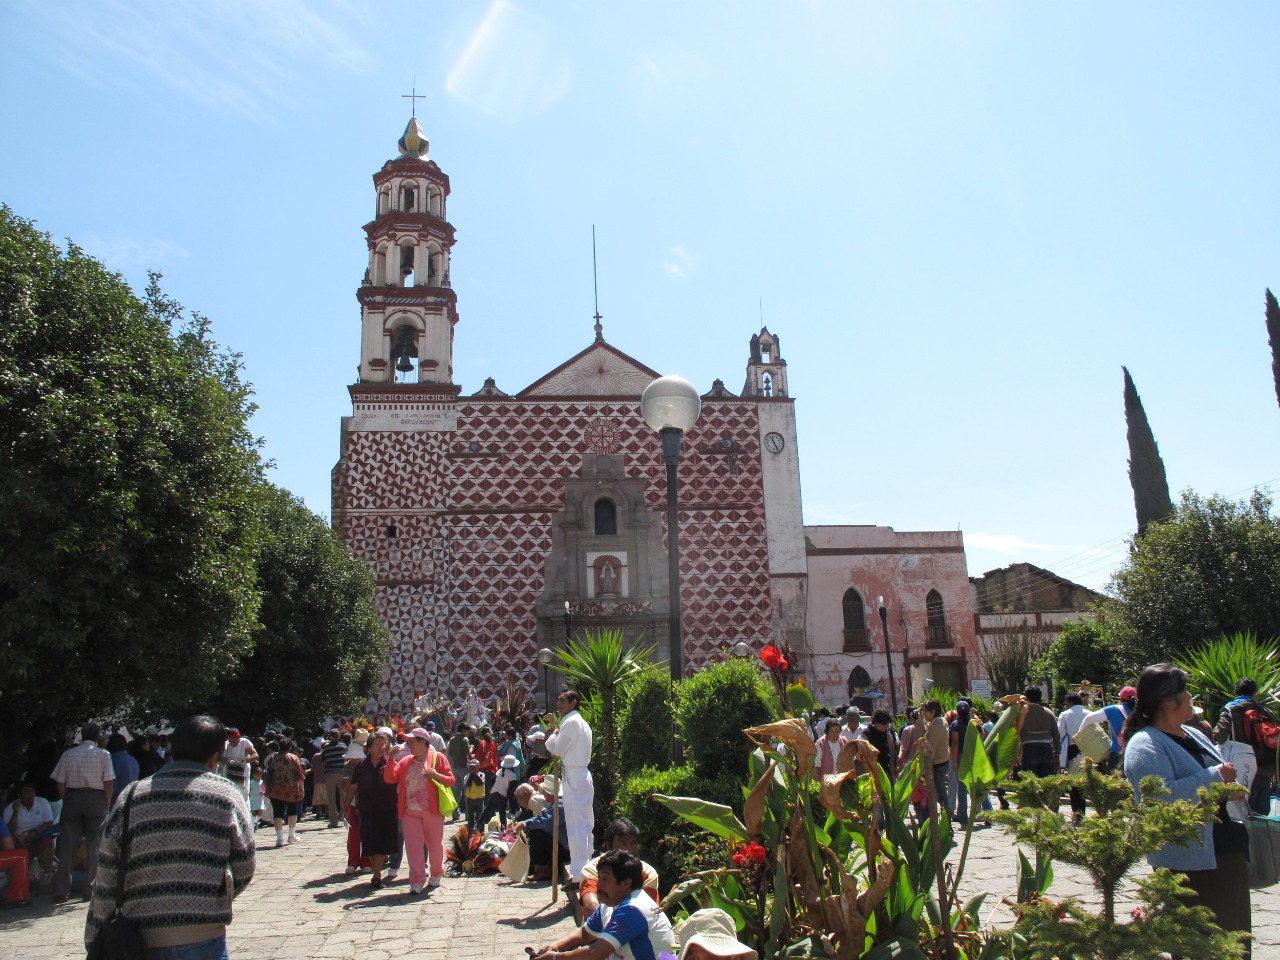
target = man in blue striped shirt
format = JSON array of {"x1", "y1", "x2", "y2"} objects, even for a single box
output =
[{"x1": 531, "y1": 851, "x2": 676, "y2": 960}]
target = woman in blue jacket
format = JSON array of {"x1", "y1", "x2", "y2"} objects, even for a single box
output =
[{"x1": 1122, "y1": 663, "x2": 1250, "y2": 954}]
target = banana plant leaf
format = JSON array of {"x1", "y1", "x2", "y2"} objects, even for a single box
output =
[
  {"x1": 862, "y1": 939, "x2": 929, "y2": 960},
  {"x1": 983, "y1": 699, "x2": 1025, "y2": 782},
  {"x1": 652, "y1": 794, "x2": 748, "y2": 842},
  {"x1": 958, "y1": 718, "x2": 997, "y2": 791}
]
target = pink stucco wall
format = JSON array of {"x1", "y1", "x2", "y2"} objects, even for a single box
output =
[{"x1": 803, "y1": 525, "x2": 978, "y2": 710}]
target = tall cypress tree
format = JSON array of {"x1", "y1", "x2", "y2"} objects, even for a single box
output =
[
  {"x1": 1267, "y1": 288, "x2": 1280, "y2": 411},
  {"x1": 1123, "y1": 366, "x2": 1174, "y2": 537}
]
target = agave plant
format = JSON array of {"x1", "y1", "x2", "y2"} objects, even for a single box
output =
[
  {"x1": 1175, "y1": 631, "x2": 1280, "y2": 717},
  {"x1": 548, "y1": 628, "x2": 658, "y2": 813}
]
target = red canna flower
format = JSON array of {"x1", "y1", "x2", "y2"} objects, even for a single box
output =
[
  {"x1": 731, "y1": 841, "x2": 767, "y2": 868},
  {"x1": 760, "y1": 644, "x2": 785, "y2": 670}
]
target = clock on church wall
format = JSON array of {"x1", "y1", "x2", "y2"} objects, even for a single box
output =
[{"x1": 764, "y1": 432, "x2": 785, "y2": 453}]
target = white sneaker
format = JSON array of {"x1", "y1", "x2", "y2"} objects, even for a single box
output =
[
  {"x1": 287, "y1": 834, "x2": 300, "y2": 844},
  {"x1": 426, "y1": 877, "x2": 441, "y2": 891},
  {"x1": 408, "y1": 883, "x2": 423, "y2": 894},
  {"x1": 385, "y1": 869, "x2": 399, "y2": 881},
  {"x1": 345, "y1": 866, "x2": 359, "y2": 875}
]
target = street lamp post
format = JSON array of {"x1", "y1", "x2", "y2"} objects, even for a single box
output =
[
  {"x1": 640, "y1": 374, "x2": 701, "y2": 762},
  {"x1": 877, "y1": 595, "x2": 899, "y2": 720},
  {"x1": 537, "y1": 646, "x2": 554, "y2": 713}
]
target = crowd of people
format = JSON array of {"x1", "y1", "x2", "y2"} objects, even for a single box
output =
[
  {"x1": 809, "y1": 669, "x2": 1276, "y2": 955},
  {"x1": 0, "y1": 669, "x2": 1274, "y2": 958}
]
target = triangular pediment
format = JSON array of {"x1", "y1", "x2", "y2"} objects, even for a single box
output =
[{"x1": 518, "y1": 341, "x2": 662, "y2": 397}]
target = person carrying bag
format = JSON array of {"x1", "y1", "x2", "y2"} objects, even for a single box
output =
[{"x1": 86, "y1": 785, "x2": 145, "y2": 960}]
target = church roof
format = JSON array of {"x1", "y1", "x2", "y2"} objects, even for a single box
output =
[{"x1": 517, "y1": 340, "x2": 662, "y2": 398}]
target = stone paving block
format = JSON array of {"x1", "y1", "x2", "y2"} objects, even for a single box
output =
[{"x1": 3, "y1": 816, "x2": 1275, "y2": 958}]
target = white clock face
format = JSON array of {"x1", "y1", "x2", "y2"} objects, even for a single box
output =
[{"x1": 764, "y1": 432, "x2": 785, "y2": 453}]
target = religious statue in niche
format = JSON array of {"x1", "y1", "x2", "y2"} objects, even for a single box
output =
[{"x1": 595, "y1": 559, "x2": 619, "y2": 596}]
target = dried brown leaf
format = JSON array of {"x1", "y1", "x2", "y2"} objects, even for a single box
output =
[
  {"x1": 743, "y1": 759, "x2": 776, "y2": 837},
  {"x1": 744, "y1": 718, "x2": 818, "y2": 778},
  {"x1": 819, "y1": 772, "x2": 857, "y2": 821}
]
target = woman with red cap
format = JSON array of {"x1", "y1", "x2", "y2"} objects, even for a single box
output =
[{"x1": 383, "y1": 727, "x2": 455, "y2": 894}]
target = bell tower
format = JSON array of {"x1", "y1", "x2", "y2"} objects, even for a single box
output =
[
  {"x1": 356, "y1": 116, "x2": 459, "y2": 385},
  {"x1": 742, "y1": 326, "x2": 787, "y2": 397}
]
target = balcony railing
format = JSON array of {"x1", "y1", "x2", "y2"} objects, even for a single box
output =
[
  {"x1": 927, "y1": 625, "x2": 950, "y2": 646},
  {"x1": 843, "y1": 628, "x2": 871, "y2": 652}
]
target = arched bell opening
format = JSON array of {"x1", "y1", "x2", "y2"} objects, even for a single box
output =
[{"x1": 390, "y1": 326, "x2": 420, "y2": 384}]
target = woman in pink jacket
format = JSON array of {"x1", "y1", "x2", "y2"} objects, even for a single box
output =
[{"x1": 383, "y1": 727, "x2": 456, "y2": 894}]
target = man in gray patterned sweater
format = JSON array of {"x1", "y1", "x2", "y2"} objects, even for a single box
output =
[{"x1": 85, "y1": 715, "x2": 256, "y2": 960}]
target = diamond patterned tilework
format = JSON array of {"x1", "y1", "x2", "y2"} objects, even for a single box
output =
[{"x1": 337, "y1": 397, "x2": 778, "y2": 711}]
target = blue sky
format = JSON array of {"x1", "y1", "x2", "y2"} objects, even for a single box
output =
[{"x1": 3, "y1": 1, "x2": 1278, "y2": 591}]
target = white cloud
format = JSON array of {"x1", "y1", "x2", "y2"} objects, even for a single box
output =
[
  {"x1": 447, "y1": 1, "x2": 569, "y2": 122},
  {"x1": 965, "y1": 532, "x2": 1123, "y2": 561},
  {"x1": 78, "y1": 235, "x2": 190, "y2": 272},
  {"x1": 22, "y1": 0, "x2": 374, "y2": 121},
  {"x1": 663, "y1": 244, "x2": 697, "y2": 278},
  {"x1": 804, "y1": 505, "x2": 873, "y2": 524}
]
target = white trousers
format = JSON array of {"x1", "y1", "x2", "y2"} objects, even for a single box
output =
[{"x1": 562, "y1": 765, "x2": 594, "y2": 880}]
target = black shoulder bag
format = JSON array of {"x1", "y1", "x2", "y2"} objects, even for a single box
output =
[{"x1": 87, "y1": 784, "x2": 147, "y2": 960}]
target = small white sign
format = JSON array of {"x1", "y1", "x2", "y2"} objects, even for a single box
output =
[
  {"x1": 969, "y1": 678, "x2": 992, "y2": 699},
  {"x1": 351, "y1": 404, "x2": 458, "y2": 432}
]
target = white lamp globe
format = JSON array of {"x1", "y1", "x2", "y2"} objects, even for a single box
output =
[{"x1": 640, "y1": 375, "x2": 701, "y2": 433}]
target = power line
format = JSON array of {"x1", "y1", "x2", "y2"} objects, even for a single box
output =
[{"x1": 965, "y1": 472, "x2": 1280, "y2": 612}]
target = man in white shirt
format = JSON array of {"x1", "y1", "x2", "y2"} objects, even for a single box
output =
[
  {"x1": 1057, "y1": 693, "x2": 1088, "y2": 820},
  {"x1": 840, "y1": 708, "x2": 866, "y2": 742},
  {"x1": 4, "y1": 782, "x2": 55, "y2": 878},
  {"x1": 424, "y1": 721, "x2": 447, "y2": 752},
  {"x1": 50, "y1": 723, "x2": 114, "y2": 901},
  {"x1": 545, "y1": 689, "x2": 594, "y2": 884},
  {"x1": 221, "y1": 728, "x2": 258, "y2": 799}
]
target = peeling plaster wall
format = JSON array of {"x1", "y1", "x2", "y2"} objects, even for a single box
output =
[{"x1": 804, "y1": 525, "x2": 978, "y2": 709}]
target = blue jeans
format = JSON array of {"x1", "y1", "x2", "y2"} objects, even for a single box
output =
[
  {"x1": 932, "y1": 762, "x2": 951, "y2": 819},
  {"x1": 954, "y1": 779, "x2": 992, "y2": 824},
  {"x1": 147, "y1": 936, "x2": 229, "y2": 960}
]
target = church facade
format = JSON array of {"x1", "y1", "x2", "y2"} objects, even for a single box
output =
[{"x1": 332, "y1": 119, "x2": 977, "y2": 714}]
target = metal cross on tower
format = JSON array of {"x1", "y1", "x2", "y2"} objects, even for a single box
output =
[{"x1": 402, "y1": 81, "x2": 426, "y2": 118}]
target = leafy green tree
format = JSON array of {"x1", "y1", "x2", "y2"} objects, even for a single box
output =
[
  {"x1": 0, "y1": 207, "x2": 267, "y2": 784},
  {"x1": 1267, "y1": 288, "x2": 1280, "y2": 411},
  {"x1": 1031, "y1": 619, "x2": 1130, "y2": 702},
  {"x1": 548, "y1": 628, "x2": 655, "y2": 813},
  {"x1": 1107, "y1": 489, "x2": 1280, "y2": 667},
  {"x1": 1123, "y1": 366, "x2": 1174, "y2": 537},
  {"x1": 196, "y1": 486, "x2": 392, "y2": 733}
]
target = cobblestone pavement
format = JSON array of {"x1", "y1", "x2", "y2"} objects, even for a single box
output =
[{"x1": 1, "y1": 816, "x2": 1275, "y2": 958}]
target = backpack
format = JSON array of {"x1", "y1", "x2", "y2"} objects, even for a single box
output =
[{"x1": 1242, "y1": 705, "x2": 1280, "y2": 752}]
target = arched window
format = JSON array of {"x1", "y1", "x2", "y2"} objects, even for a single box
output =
[
  {"x1": 594, "y1": 498, "x2": 617, "y2": 536},
  {"x1": 400, "y1": 185, "x2": 416, "y2": 211},
  {"x1": 762, "y1": 373, "x2": 773, "y2": 397},
  {"x1": 926, "y1": 589, "x2": 948, "y2": 646},
  {"x1": 842, "y1": 589, "x2": 869, "y2": 651}
]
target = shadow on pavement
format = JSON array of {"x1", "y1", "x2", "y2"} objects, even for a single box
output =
[{"x1": 496, "y1": 899, "x2": 575, "y2": 931}]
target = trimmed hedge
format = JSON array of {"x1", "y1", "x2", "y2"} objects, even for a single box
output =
[
  {"x1": 676, "y1": 657, "x2": 775, "y2": 783},
  {"x1": 616, "y1": 763, "x2": 741, "y2": 893},
  {"x1": 617, "y1": 666, "x2": 676, "y2": 778}
]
